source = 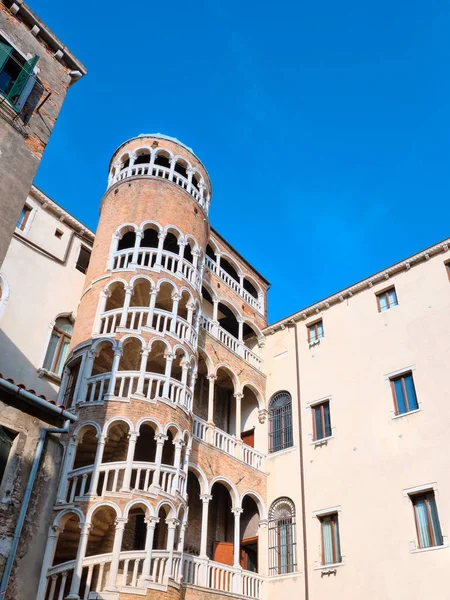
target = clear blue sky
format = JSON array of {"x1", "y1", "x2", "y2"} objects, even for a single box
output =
[{"x1": 34, "y1": 0, "x2": 450, "y2": 323}]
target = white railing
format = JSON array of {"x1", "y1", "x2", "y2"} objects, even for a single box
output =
[
  {"x1": 193, "y1": 415, "x2": 208, "y2": 441},
  {"x1": 183, "y1": 555, "x2": 263, "y2": 599},
  {"x1": 192, "y1": 417, "x2": 265, "y2": 471},
  {"x1": 204, "y1": 256, "x2": 262, "y2": 313},
  {"x1": 112, "y1": 247, "x2": 202, "y2": 292},
  {"x1": 99, "y1": 307, "x2": 198, "y2": 349},
  {"x1": 109, "y1": 162, "x2": 207, "y2": 210},
  {"x1": 82, "y1": 371, "x2": 191, "y2": 410},
  {"x1": 200, "y1": 314, "x2": 263, "y2": 370}
]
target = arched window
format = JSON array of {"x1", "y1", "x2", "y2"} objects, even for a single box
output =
[
  {"x1": 269, "y1": 391, "x2": 293, "y2": 453},
  {"x1": 269, "y1": 497, "x2": 297, "y2": 575},
  {"x1": 42, "y1": 317, "x2": 73, "y2": 376}
]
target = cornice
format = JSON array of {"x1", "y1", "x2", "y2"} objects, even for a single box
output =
[{"x1": 264, "y1": 237, "x2": 450, "y2": 335}]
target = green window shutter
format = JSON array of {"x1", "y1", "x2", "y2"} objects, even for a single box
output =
[
  {"x1": 7, "y1": 54, "x2": 39, "y2": 105},
  {"x1": 0, "y1": 42, "x2": 13, "y2": 71}
]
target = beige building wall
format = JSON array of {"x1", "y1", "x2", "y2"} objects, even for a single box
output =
[
  {"x1": 0, "y1": 186, "x2": 94, "y2": 398},
  {"x1": 264, "y1": 242, "x2": 450, "y2": 600}
]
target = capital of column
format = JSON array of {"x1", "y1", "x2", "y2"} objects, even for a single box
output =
[
  {"x1": 166, "y1": 518, "x2": 180, "y2": 529},
  {"x1": 113, "y1": 348, "x2": 122, "y2": 358},
  {"x1": 128, "y1": 432, "x2": 139, "y2": 442},
  {"x1": 140, "y1": 348, "x2": 150, "y2": 357},
  {"x1": 145, "y1": 516, "x2": 159, "y2": 527},
  {"x1": 114, "y1": 517, "x2": 127, "y2": 530},
  {"x1": 135, "y1": 231, "x2": 143, "y2": 239},
  {"x1": 70, "y1": 434, "x2": 79, "y2": 445},
  {"x1": 231, "y1": 507, "x2": 243, "y2": 516},
  {"x1": 95, "y1": 433, "x2": 107, "y2": 445},
  {"x1": 173, "y1": 438, "x2": 185, "y2": 449},
  {"x1": 171, "y1": 292, "x2": 182, "y2": 301},
  {"x1": 150, "y1": 289, "x2": 158, "y2": 297},
  {"x1": 49, "y1": 524, "x2": 63, "y2": 537},
  {"x1": 258, "y1": 409, "x2": 269, "y2": 424},
  {"x1": 155, "y1": 433, "x2": 168, "y2": 444},
  {"x1": 178, "y1": 240, "x2": 187, "y2": 248},
  {"x1": 207, "y1": 375, "x2": 217, "y2": 382},
  {"x1": 124, "y1": 285, "x2": 134, "y2": 294},
  {"x1": 186, "y1": 301, "x2": 196, "y2": 311},
  {"x1": 164, "y1": 351, "x2": 174, "y2": 361},
  {"x1": 79, "y1": 522, "x2": 92, "y2": 536},
  {"x1": 158, "y1": 231, "x2": 166, "y2": 240},
  {"x1": 258, "y1": 519, "x2": 269, "y2": 529},
  {"x1": 200, "y1": 494, "x2": 213, "y2": 504},
  {"x1": 233, "y1": 392, "x2": 244, "y2": 400}
]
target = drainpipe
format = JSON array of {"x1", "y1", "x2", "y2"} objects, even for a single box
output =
[
  {"x1": 0, "y1": 378, "x2": 77, "y2": 599},
  {"x1": 289, "y1": 320, "x2": 309, "y2": 600}
]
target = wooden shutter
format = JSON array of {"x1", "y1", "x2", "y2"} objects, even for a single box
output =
[{"x1": 7, "y1": 54, "x2": 39, "y2": 105}]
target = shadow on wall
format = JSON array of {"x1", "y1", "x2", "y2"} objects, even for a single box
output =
[{"x1": 0, "y1": 328, "x2": 60, "y2": 400}]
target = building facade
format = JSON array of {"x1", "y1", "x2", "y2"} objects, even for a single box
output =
[
  {"x1": 0, "y1": 132, "x2": 449, "y2": 600},
  {"x1": 0, "y1": 0, "x2": 86, "y2": 266}
]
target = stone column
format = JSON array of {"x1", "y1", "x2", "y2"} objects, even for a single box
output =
[
  {"x1": 107, "y1": 232, "x2": 120, "y2": 270},
  {"x1": 135, "y1": 348, "x2": 150, "y2": 396},
  {"x1": 170, "y1": 439, "x2": 185, "y2": 495},
  {"x1": 77, "y1": 349, "x2": 95, "y2": 403},
  {"x1": 106, "y1": 518, "x2": 127, "y2": 591},
  {"x1": 162, "y1": 352, "x2": 174, "y2": 398},
  {"x1": 206, "y1": 375, "x2": 216, "y2": 444},
  {"x1": 88, "y1": 433, "x2": 106, "y2": 496},
  {"x1": 131, "y1": 231, "x2": 143, "y2": 266},
  {"x1": 145, "y1": 289, "x2": 158, "y2": 327},
  {"x1": 139, "y1": 516, "x2": 159, "y2": 584},
  {"x1": 164, "y1": 519, "x2": 180, "y2": 582},
  {"x1": 65, "y1": 523, "x2": 91, "y2": 599},
  {"x1": 36, "y1": 525, "x2": 62, "y2": 600},
  {"x1": 155, "y1": 232, "x2": 166, "y2": 267},
  {"x1": 234, "y1": 392, "x2": 244, "y2": 460},
  {"x1": 56, "y1": 434, "x2": 78, "y2": 504},
  {"x1": 177, "y1": 240, "x2": 187, "y2": 276},
  {"x1": 170, "y1": 293, "x2": 181, "y2": 333},
  {"x1": 232, "y1": 507, "x2": 243, "y2": 567},
  {"x1": 169, "y1": 157, "x2": 176, "y2": 181},
  {"x1": 258, "y1": 519, "x2": 269, "y2": 577},
  {"x1": 180, "y1": 445, "x2": 191, "y2": 497},
  {"x1": 119, "y1": 285, "x2": 134, "y2": 328},
  {"x1": 212, "y1": 300, "x2": 219, "y2": 336},
  {"x1": 150, "y1": 434, "x2": 168, "y2": 492},
  {"x1": 120, "y1": 432, "x2": 139, "y2": 492},
  {"x1": 199, "y1": 494, "x2": 213, "y2": 558},
  {"x1": 105, "y1": 348, "x2": 122, "y2": 400},
  {"x1": 186, "y1": 301, "x2": 195, "y2": 343}
]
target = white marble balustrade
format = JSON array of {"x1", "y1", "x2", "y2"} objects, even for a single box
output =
[{"x1": 192, "y1": 416, "x2": 265, "y2": 471}]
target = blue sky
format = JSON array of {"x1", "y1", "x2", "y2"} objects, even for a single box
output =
[{"x1": 34, "y1": 0, "x2": 450, "y2": 323}]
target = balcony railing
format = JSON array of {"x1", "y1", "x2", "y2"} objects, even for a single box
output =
[
  {"x1": 65, "y1": 460, "x2": 186, "y2": 502},
  {"x1": 204, "y1": 256, "x2": 263, "y2": 313},
  {"x1": 112, "y1": 247, "x2": 202, "y2": 292},
  {"x1": 200, "y1": 314, "x2": 263, "y2": 370},
  {"x1": 193, "y1": 416, "x2": 265, "y2": 471},
  {"x1": 99, "y1": 306, "x2": 198, "y2": 349},
  {"x1": 84, "y1": 371, "x2": 192, "y2": 411},
  {"x1": 45, "y1": 552, "x2": 262, "y2": 600},
  {"x1": 109, "y1": 162, "x2": 208, "y2": 210}
]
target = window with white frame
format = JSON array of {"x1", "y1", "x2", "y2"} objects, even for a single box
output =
[
  {"x1": 0, "y1": 33, "x2": 40, "y2": 113},
  {"x1": 376, "y1": 287, "x2": 398, "y2": 312},
  {"x1": 410, "y1": 491, "x2": 443, "y2": 549},
  {"x1": 269, "y1": 497, "x2": 297, "y2": 575},
  {"x1": 42, "y1": 317, "x2": 73, "y2": 377},
  {"x1": 308, "y1": 320, "x2": 324, "y2": 344},
  {"x1": 319, "y1": 512, "x2": 342, "y2": 565}
]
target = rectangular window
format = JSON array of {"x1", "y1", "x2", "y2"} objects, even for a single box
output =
[
  {"x1": 445, "y1": 261, "x2": 450, "y2": 281},
  {"x1": 391, "y1": 372, "x2": 418, "y2": 415},
  {"x1": 308, "y1": 320, "x2": 324, "y2": 344},
  {"x1": 376, "y1": 287, "x2": 398, "y2": 312},
  {"x1": 76, "y1": 246, "x2": 91, "y2": 274},
  {"x1": 312, "y1": 401, "x2": 332, "y2": 441},
  {"x1": 0, "y1": 36, "x2": 39, "y2": 112},
  {"x1": 0, "y1": 425, "x2": 17, "y2": 486},
  {"x1": 16, "y1": 205, "x2": 31, "y2": 231},
  {"x1": 320, "y1": 513, "x2": 342, "y2": 565},
  {"x1": 411, "y1": 491, "x2": 443, "y2": 549}
]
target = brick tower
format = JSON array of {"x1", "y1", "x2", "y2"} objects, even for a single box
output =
[{"x1": 38, "y1": 134, "x2": 269, "y2": 600}]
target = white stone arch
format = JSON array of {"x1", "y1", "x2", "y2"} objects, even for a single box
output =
[
  {"x1": 90, "y1": 336, "x2": 119, "y2": 354},
  {"x1": 216, "y1": 297, "x2": 241, "y2": 321},
  {"x1": 131, "y1": 145, "x2": 153, "y2": 165},
  {"x1": 163, "y1": 421, "x2": 182, "y2": 440},
  {"x1": 184, "y1": 234, "x2": 200, "y2": 253},
  {"x1": 86, "y1": 500, "x2": 122, "y2": 524},
  {"x1": 177, "y1": 502, "x2": 188, "y2": 520},
  {"x1": 139, "y1": 219, "x2": 162, "y2": 235},
  {"x1": 201, "y1": 280, "x2": 217, "y2": 302},
  {"x1": 206, "y1": 238, "x2": 219, "y2": 255},
  {"x1": 197, "y1": 347, "x2": 214, "y2": 377},
  {"x1": 73, "y1": 421, "x2": 102, "y2": 439},
  {"x1": 179, "y1": 285, "x2": 195, "y2": 304},
  {"x1": 242, "y1": 272, "x2": 263, "y2": 297},
  {"x1": 129, "y1": 273, "x2": 155, "y2": 289},
  {"x1": 155, "y1": 499, "x2": 177, "y2": 519},
  {"x1": 118, "y1": 333, "x2": 146, "y2": 351},
  {"x1": 115, "y1": 222, "x2": 139, "y2": 237},
  {"x1": 103, "y1": 416, "x2": 135, "y2": 437},
  {"x1": 123, "y1": 498, "x2": 155, "y2": 519},
  {"x1": 240, "y1": 381, "x2": 265, "y2": 410},
  {"x1": 187, "y1": 463, "x2": 208, "y2": 496},
  {"x1": 148, "y1": 335, "x2": 172, "y2": 353},
  {"x1": 209, "y1": 476, "x2": 239, "y2": 509},
  {"x1": 173, "y1": 154, "x2": 193, "y2": 171},
  {"x1": 163, "y1": 224, "x2": 184, "y2": 241},
  {"x1": 241, "y1": 317, "x2": 263, "y2": 339},
  {"x1": 116, "y1": 151, "x2": 131, "y2": 170},
  {"x1": 240, "y1": 490, "x2": 267, "y2": 520},
  {"x1": 104, "y1": 277, "x2": 128, "y2": 294},
  {"x1": 182, "y1": 429, "x2": 192, "y2": 448},
  {"x1": 135, "y1": 416, "x2": 162, "y2": 435},
  {"x1": 154, "y1": 147, "x2": 174, "y2": 162},
  {"x1": 156, "y1": 277, "x2": 179, "y2": 294},
  {"x1": 214, "y1": 363, "x2": 240, "y2": 393},
  {"x1": 53, "y1": 507, "x2": 85, "y2": 528},
  {"x1": 218, "y1": 252, "x2": 242, "y2": 277}
]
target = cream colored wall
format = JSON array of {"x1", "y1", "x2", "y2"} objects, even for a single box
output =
[
  {"x1": 264, "y1": 249, "x2": 450, "y2": 600},
  {"x1": 0, "y1": 195, "x2": 91, "y2": 399}
]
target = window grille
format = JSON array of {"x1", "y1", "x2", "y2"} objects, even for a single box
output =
[
  {"x1": 269, "y1": 391, "x2": 293, "y2": 453},
  {"x1": 269, "y1": 497, "x2": 297, "y2": 575},
  {"x1": 62, "y1": 359, "x2": 81, "y2": 408}
]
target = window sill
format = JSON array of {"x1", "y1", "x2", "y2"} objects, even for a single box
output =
[
  {"x1": 314, "y1": 562, "x2": 344, "y2": 571},
  {"x1": 267, "y1": 570, "x2": 302, "y2": 580},
  {"x1": 309, "y1": 338, "x2": 324, "y2": 348},
  {"x1": 378, "y1": 303, "x2": 399, "y2": 314},
  {"x1": 267, "y1": 445, "x2": 297, "y2": 458},
  {"x1": 311, "y1": 435, "x2": 334, "y2": 446},
  {"x1": 410, "y1": 544, "x2": 448, "y2": 554},
  {"x1": 37, "y1": 368, "x2": 62, "y2": 384},
  {"x1": 392, "y1": 408, "x2": 422, "y2": 420}
]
